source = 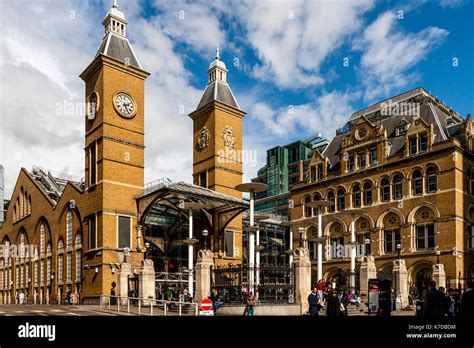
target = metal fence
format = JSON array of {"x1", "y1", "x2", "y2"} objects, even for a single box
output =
[
  {"x1": 99, "y1": 294, "x2": 198, "y2": 316},
  {"x1": 211, "y1": 264, "x2": 295, "y2": 304}
]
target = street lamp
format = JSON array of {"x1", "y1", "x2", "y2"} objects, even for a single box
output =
[
  {"x1": 123, "y1": 247, "x2": 130, "y2": 263},
  {"x1": 298, "y1": 227, "x2": 305, "y2": 248},
  {"x1": 235, "y1": 182, "x2": 268, "y2": 295},
  {"x1": 396, "y1": 243, "x2": 402, "y2": 260},
  {"x1": 306, "y1": 200, "x2": 334, "y2": 282},
  {"x1": 202, "y1": 229, "x2": 209, "y2": 250},
  {"x1": 180, "y1": 201, "x2": 204, "y2": 298},
  {"x1": 344, "y1": 208, "x2": 365, "y2": 290},
  {"x1": 364, "y1": 238, "x2": 371, "y2": 256},
  {"x1": 435, "y1": 250, "x2": 441, "y2": 264}
]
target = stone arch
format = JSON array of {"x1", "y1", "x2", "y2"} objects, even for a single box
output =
[
  {"x1": 407, "y1": 203, "x2": 440, "y2": 224},
  {"x1": 324, "y1": 218, "x2": 347, "y2": 236},
  {"x1": 408, "y1": 260, "x2": 435, "y2": 292},
  {"x1": 376, "y1": 208, "x2": 405, "y2": 228},
  {"x1": 378, "y1": 262, "x2": 394, "y2": 273},
  {"x1": 355, "y1": 214, "x2": 375, "y2": 230},
  {"x1": 424, "y1": 162, "x2": 441, "y2": 174}
]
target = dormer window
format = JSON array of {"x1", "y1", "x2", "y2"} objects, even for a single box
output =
[
  {"x1": 396, "y1": 124, "x2": 409, "y2": 136},
  {"x1": 419, "y1": 134, "x2": 428, "y2": 152}
]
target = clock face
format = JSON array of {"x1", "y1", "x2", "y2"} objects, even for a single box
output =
[
  {"x1": 356, "y1": 126, "x2": 368, "y2": 140},
  {"x1": 113, "y1": 92, "x2": 136, "y2": 118}
]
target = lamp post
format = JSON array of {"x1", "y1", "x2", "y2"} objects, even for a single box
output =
[
  {"x1": 435, "y1": 250, "x2": 441, "y2": 264},
  {"x1": 364, "y1": 238, "x2": 371, "y2": 256},
  {"x1": 181, "y1": 201, "x2": 204, "y2": 297},
  {"x1": 281, "y1": 221, "x2": 295, "y2": 265},
  {"x1": 396, "y1": 243, "x2": 402, "y2": 260},
  {"x1": 235, "y1": 182, "x2": 268, "y2": 296},
  {"x1": 202, "y1": 229, "x2": 209, "y2": 250},
  {"x1": 298, "y1": 227, "x2": 305, "y2": 248},
  {"x1": 254, "y1": 214, "x2": 269, "y2": 288},
  {"x1": 306, "y1": 200, "x2": 334, "y2": 282},
  {"x1": 345, "y1": 208, "x2": 365, "y2": 290}
]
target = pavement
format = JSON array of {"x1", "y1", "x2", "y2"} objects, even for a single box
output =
[{"x1": 0, "y1": 304, "x2": 129, "y2": 316}]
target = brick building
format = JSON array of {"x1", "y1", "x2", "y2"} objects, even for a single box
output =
[{"x1": 290, "y1": 88, "x2": 474, "y2": 292}]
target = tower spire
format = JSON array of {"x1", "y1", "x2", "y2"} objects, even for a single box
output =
[
  {"x1": 208, "y1": 47, "x2": 227, "y2": 84},
  {"x1": 216, "y1": 43, "x2": 220, "y2": 60},
  {"x1": 103, "y1": 0, "x2": 127, "y2": 37}
]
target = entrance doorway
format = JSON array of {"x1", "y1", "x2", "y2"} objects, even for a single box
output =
[{"x1": 414, "y1": 267, "x2": 432, "y2": 295}]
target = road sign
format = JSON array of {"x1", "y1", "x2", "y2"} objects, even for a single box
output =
[{"x1": 200, "y1": 298, "x2": 213, "y2": 311}]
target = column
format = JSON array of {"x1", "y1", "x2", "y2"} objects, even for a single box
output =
[
  {"x1": 350, "y1": 215, "x2": 356, "y2": 288},
  {"x1": 393, "y1": 259, "x2": 409, "y2": 310},
  {"x1": 289, "y1": 227, "x2": 293, "y2": 265},
  {"x1": 293, "y1": 247, "x2": 311, "y2": 315},
  {"x1": 432, "y1": 264, "x2": 446, "y2": 289},
  {"x1": 256, "y1": 227, "x2": 260, "y2": 287},
  {"x1": 136, "y1": 225, "x2": 144, "y2": 252},
  {"x1": 359, "y1": 256, "x2": 376, "y2": 301},
  {"x1": 188, "y1": 209, "x2": 194, "y2": 296},
  {"x1": 194, "y1": 250, "x2": 214, "y2": 303},
  {"x1": 118, "y1": 263, "x2": 131, "y2": 305},
  {"x1": 138, "y1": 259, "x2": 155, "y2": 305},
  {"x1": 317, "y1": 209, "x2": 323, "y2": 281},
  {"x1": 249, "y1": 190, "x2": 255, "y2": 294}
]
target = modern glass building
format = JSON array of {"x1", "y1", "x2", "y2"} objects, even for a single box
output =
[{"x1": 252, "y1": 135, "x2": 328, "y2": 217}]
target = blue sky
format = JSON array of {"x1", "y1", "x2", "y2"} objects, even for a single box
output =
[{"x1": 1, "y1": 0, "x2": 473, "y2": 197}]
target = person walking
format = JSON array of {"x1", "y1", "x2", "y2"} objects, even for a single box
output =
[
  {"x1": 326, "y1": 288, "x2": 343, "y2": 316},
  {"x1": 460, "y1": 281, "x2": 474, "y2": 317},
  {"x1": 445, "y1": 288, "x2": 455, "y2": 316},
  {"x1": 423, "y1": 280, "x2": 445, "y2": 318},
  {"x1": 244, "y1": 292, "x2": 256, "y2": 316},
  {"x1": 308, "y1": 286, "x2": 321, "y2": 316},
  {"x1": 18, "y1": 290, "x2": 25, "y2": 305}
]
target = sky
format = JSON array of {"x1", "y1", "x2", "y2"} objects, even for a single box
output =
[{"x1": 0, "y1": 0, "x2": 473, "y2": 198}]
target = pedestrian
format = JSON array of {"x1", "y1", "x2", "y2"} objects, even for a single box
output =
[
  {"x1": 316, "y1": 279, "x2": 325, "y2": 303},
  {"x1": 423, "y1": 280, "x2": 445, "y2": 318},
  {"x1": 326, "y1": 288, "x2": 343, "y2": 316},
  {"x1": 409, "y1": 283, "x2": 418, "y2": 305},
  {"x1": 244, "y1": 292, "x2": 256, "y2": 316},
  {"x1": 308, "y1": 286, "x2": 321, "y2": 316},
  {"x1": 460, "y1": 281, "x2": 474, "y2": 317},
  {"x1": 445, "y1": 288, "x2": 455, "y2": 316},
  {"x1": 19, "y1": 290, "x2": 25, "y2": 305}
]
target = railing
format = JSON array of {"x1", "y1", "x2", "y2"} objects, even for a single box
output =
[
  {"x1": 211, "y1": 264, "x2": 295, "y2": 304},
  {"x1": 99, "y1": 295, "x2": 198, "y2": 316}
]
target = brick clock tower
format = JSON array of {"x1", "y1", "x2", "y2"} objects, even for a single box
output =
[
  {"x1": 79, "y1": 2, "x2": 149, "y2": 301},
  {"x1": 189, "y1": 49, "x2": 246, "y2": 265}
]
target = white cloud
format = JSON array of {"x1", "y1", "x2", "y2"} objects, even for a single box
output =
[
  {"x1": 356, "y1": 11, "x2": 448, "y2": 101},
  {"x1": 250, "y1": 90, "x2": 358, "y2": 139},
  {"x1": 230, "y1": 0, "x2": 374, "y2": 89}
]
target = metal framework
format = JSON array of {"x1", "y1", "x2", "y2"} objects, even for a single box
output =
[{"x1": 211, "y1": 264, "x2": 295, "y2": 304}]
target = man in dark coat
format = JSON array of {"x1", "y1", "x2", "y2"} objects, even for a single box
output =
[
  {"x1": 308, "y1": 286, "x2": 320, "y2": 316},
  {"x1": 326, "y1": 288, "x2": 343, "y2": 316},
  {"x1": 423, "y1": 280, "x2": 445, "y2": 318},
  {"x1": 460, "y1": 281, "x2": 474, "y2": 317}
]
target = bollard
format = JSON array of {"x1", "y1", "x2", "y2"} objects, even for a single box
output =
[
  {"x1": 127, "y1": 299, "x2": 130, "y2": 313},
  {"x1": 150, "y1": 302, "x2": 153, "y2": 316},
  {"x1": 117, "y1": 297, "x2": 120, "y2": 312},
  {"x1": 179, "y1": 303, "x2": 182, "y2": 316},
  {"x1": 164, "y1": 302, "x2": 167, "y2": 316},
  {"x1": 138, "y1": 299, "x2": 141, "y2": 315}
]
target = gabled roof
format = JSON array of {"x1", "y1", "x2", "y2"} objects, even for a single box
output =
[
  {"x1": 196, "y1": 80, "x2": 240, "y2": 110},
  {"x1": 28, "y1": 167, "x2": 84, "y2": 203},
  {"x1": 322, "y1": 88, "x2": 465, "y2": 171}
]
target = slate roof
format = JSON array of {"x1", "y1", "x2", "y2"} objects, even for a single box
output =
[
  {"x1": 322, "y1": 88, "x2": 466, "y2": 171},
  {"x1": 95, "y1": 33, "x2": 141, "y2": 69},
  {"x1": 196, "y1": 80, "x2": 240, "y2": 110},
  {"x1": 28, "y1": 167, "x2": 84, "y2": 203}
]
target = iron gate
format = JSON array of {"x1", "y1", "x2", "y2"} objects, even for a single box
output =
[
  {"x1": 211, "y1": 264, "x2": 295, "y2": 304},
  {"x1": 337, "y1": 269, "x2": 360, "y2": 292}
]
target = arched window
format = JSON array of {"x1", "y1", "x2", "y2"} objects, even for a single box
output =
[
  {"x1": 313, "y1": 192, "x2": 322, "y2": 215},
  {"x1": 304, "y1": 196, "x2": 312, "y2": 218},
  {"x1": 383, "y1": 213, "x2": 401, "y2": 254},
  {"x1": 380, "y1": 178, "x2": 390, "y2": 202},
  {"x1": 66, "y1": 211, "x2": 73, "y2": 249},
  {"x1": 426, "y1": 166, "x2": 438, "y2": 193},
  {"x1": 337, "y1": 188, "x2": 346, "y2": 211},
  {"x1": 412, "y1": 170, "x2": 423, "y2": 196},
  {"x1": 393, "y1": 174, "x2": 403, "y2": 200},
  {"x1": 356, "y1": 218, "x2": 371, "y2": 255},
  {"x1": 327, "y1": 191, "x2": 335, "y2": 213},
  {"x1": 307, "y1": 227, "x2": 318, "y2": 260},
  {"x1": 363, "y1": 182, "x2": 373, "y2": 206},
  {"x1": 352, "y1": 184, "x2": 361, "y2": 208},
  {"x1": 415, "y1": 208, "x2": 436, "y2": 250},
  {"x1": 46, "y1": 243, "x2": 52, "y2": 286},
  {"x1": 57, "y1": 240, "x2": 64, "y2": 285},
  {"x1": 329, "y1": 223, "x2": 344, "y2": 259},
  {"x1": 75, "y1": 234, "x2": 82, "y2": 284}
]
